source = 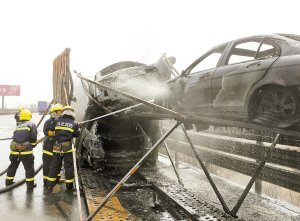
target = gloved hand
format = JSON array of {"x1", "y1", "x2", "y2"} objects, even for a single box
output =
[{"x1": 48, "y1": 130, "x2": 55, "y2": 137}]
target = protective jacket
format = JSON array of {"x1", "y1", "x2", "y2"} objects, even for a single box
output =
[
  {"x1": 50, "y1": 115, "x2": 80, "y2": 144},
  {"x1": 12, "y1": 120, "x2": 37, "y2": 148},
  {"x1": 6, "y1": 120, "x2": 37, "y2": 187}
]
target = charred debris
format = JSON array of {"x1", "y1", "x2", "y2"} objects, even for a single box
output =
[{"x1": 75, "y1": 55, "x2": 177, "y2": 174}]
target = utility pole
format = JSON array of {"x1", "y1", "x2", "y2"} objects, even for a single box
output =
[{"x1": 2, "y1": 96, "x2": 4, "y2": 109}]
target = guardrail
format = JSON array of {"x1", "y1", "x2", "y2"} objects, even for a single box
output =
[
  {"x1": 0, "y1": 109, "x2": 15, "y2": 115},
  {"x1": 160, "y1": 125, "x2": 300, "y2": 193}
]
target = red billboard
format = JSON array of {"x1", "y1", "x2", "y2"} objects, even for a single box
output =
[{"x1": 0, "y1": 85, "x2": 20, "y2": 96}]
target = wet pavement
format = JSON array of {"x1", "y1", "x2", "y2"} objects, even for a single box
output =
[
  {"x1": 157, "y1": 154, "x2": 300, "y2": 221},
  {"x1": 1, "y1": 113, "x2": 300, "y2": 221},
  {"x1": 0, "y1": 114, "x2": 85, "y2": 221}
]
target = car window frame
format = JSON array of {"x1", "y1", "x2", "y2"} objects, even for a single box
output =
[
  {"x1": 223, "y1": 37, "x2": 263, "y2": 66},
  {"x1": 221, "y1": 37, "x2": 281, "y2": 67},
  {"x1": 255, "y1": 38, "x2": 281, "y2": 60},
  {"x1": 183, "y1": 43, "x2": 229, "y2": 76}
]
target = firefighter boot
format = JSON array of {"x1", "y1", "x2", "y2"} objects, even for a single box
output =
[
  {"x1": 5, "y1": 180, "x2": 15, "y2": 186},
  {"x1": 43, "y1": 187, "x2": 53, "y2": 195},
  {"x1": 66, "y1": 182, "x2": 73, "y2": 190},
  {"x1": 27, "y1": 181, "x2": 37, "y2": 190}
]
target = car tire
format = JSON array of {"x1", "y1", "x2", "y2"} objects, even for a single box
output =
[{"x1": 251, "y1": 86, "x2": 299, "y2": 127}]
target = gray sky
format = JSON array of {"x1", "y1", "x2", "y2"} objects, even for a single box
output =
[{"x1": 0, "y1": 0, "x2": 299, "y2": 108}]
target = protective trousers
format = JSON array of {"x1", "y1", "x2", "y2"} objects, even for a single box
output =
[
  {"x1": 47, "y1": 152, "x2": 74, "y2": 189},
  {"x1": 42, "y1": 149, "x2": 53, "y2": 184},
  {"x1": 6, "y1": 153, "x2": 35, "y2": 186},
  {"x1": 43, "y1": 150, "x2": 62, "y2": 185}
]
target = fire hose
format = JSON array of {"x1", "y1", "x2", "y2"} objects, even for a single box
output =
[
  {"x1": 63, "y1": 86, "x2": 84, "y2": 221},
  {"x1": 0, "y1": 164, "x2": 43, "y2": 194},
  {"x1": 0, "y1": 100, "x2": 53, "y2": 142}
]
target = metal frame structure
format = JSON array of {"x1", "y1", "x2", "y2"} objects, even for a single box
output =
[{"x1": 74, "y1": 72, "x2": 291, "y2": 220}]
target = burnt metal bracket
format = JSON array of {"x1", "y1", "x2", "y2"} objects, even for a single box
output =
[
  {"x1": 181, "y1": 123, "x2": 280, "y2": 218},
  {"x1": 159, "y1": 124, "x2": 184, "y2": 186},
  {"x1": 74, "y1": 71, "x2": 287, "y2": 219},
  {"x1": 230, "y1": 134, "x2": 280, "y2": 216},
  {"x1": 84, "y1": 121, "x2": 182, "y2": 221},
  {"x1": 181, "y1": 124, "x2": 232, "y2": 215}
]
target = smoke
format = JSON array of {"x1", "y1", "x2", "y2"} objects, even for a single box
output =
[
  {"x1": 70, "y1": 73, "x2": 90, "y2": 122},
  {"x1": 97, "y1": 65, "x2": 170, "y2": 101},
  {"x1": 113, "y1": 76, "x2": 169, "y2": 99}
]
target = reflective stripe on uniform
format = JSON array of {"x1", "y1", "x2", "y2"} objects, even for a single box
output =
[
  {"x1": 64, "y1": 148, "x2": 76, "y2": 153},
  {"x1": 10, "y1": 151, "x2": 33, "y2": 155},
  {"x1": 43, "y1": 176, "x2": 49, "y2": 180},
  {"x1": 55, "y1": 126, "x2": 74, "y2": 132},
  {"x1": 15, "y1": 127, "x2": 30, "y2": 131},
  {"x1": 6, "y1": 176, "x2": 14, "y2": 180},
  {"x1": 53, "y1": 150, "x2": 62, "y2": 154},
  {"x1": 43, "y1": 150, "x2": 53, "y2": 156},
  {"x1": 47, "y1": 177, "x2": 57, "y2": 182},
  {"x1": 26, "y1": 177, "x2": 34, "y2": 182},
  {"x1": 53, "y1": 148, "x2": 76, "y2": 154},
  {"x1": 65, "y1": 179, "x2": 74, "y2": 183},
  {"x1": 30, "y1": 142, "x2": 36, "y2": 145}
]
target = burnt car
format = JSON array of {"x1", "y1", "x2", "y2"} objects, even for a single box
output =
[{"x1": 157, "y1": 34, "x2": 300, "y2": 128}]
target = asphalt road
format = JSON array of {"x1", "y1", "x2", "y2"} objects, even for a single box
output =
[
  {"x1": 0, "y1": 114, "x2": 84, "y2": 221},
  {"x1": 0, "y1": 113, "x2": 299, "y2": 221}
]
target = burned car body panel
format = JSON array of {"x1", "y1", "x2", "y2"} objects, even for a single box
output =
[
  {"x1": 245, "y1": 54, "x2": 300, "y2": 111},
  {"x1": 72, "y1": 56, "x2": 175, "y2": 173},
  {"x1": 159, "y1": 34, "x2": 300, "y2": 128}
]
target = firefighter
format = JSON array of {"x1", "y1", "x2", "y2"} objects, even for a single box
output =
[
  {"x1": 42, "y1": 103, "x2": 63, "y2": 187},
  {"x1": 46, "y1": 105, "x2": 80, "y2": 191},
  {"x1": 14, "y1": 107, "x2": 24, "y2": 126},
  {"x1": 6, "y1": 109, "x2": 37, "y2": 190}
]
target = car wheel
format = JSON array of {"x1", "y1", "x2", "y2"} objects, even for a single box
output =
[
  {"x1": 252, "y1": 86, "x2": 299, "y2": 127},
  {"x1": 260, "y1": 87, "x2": 297, "y2": 117}
]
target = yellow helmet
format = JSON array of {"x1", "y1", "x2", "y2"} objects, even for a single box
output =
[
  {"x1": 19, "y1": 109, "x2": 32, "y2": 121},
  {"x1": 50, "y1": 103, "x2": 63, "y2": 113},
  {"x1": 62, "y1": 105, "x2": 74, "y2": 112},
  {"x1": 17, "y1": 107, "x2": 24, "y2": 112},
  {"x1": 62, "y1": 105, "x2": 75, "y2": 119}
]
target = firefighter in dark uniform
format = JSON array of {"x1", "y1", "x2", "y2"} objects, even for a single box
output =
[
  {"x1": 42, "y1": 103, "x2": 63, "y2": 186},
  {"x1": 14, "y1": 107, "x2": 24, "y2": 126},
  {"x1": 6, "y1": 109, "x2": 37, "y2": 189},
  {"x1": 47, "y1": 106, "x2": 80, "y2": 191}
]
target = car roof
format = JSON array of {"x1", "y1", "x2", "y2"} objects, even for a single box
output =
[
  {"x1": 208, "y1": 33, "x2": 299, "y2": 52},
  {"x1": 187, "y1": 33, "x2": 300, "y2": 72},
  {"x1": 228, "y1": 33, "x2": 299, "y2": 44}
]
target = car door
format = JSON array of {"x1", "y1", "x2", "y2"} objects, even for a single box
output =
[
  {"x1": 181, "y1": 44, "x2": 228, "y2": 112},
  {"x1": 211, "y1": 37, "x2": 280, "y2": 112}
]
